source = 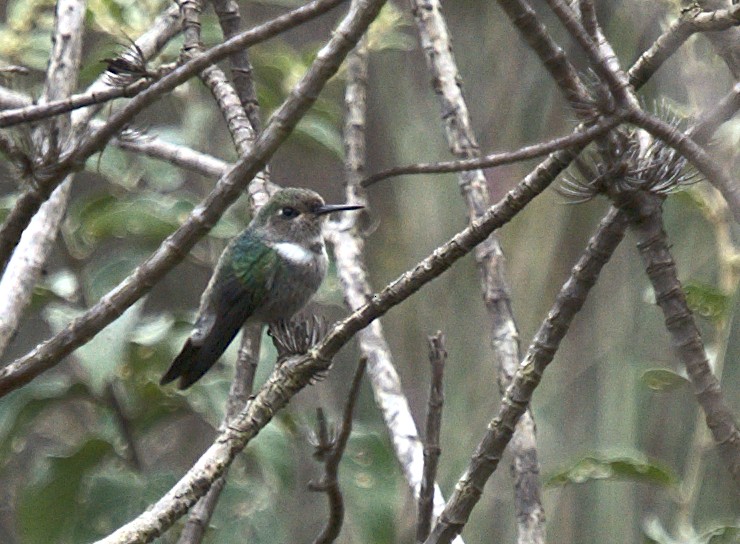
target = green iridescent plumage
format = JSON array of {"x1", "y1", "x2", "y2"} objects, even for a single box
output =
[{"x1": 160, "y1": 188, "x2": 362, "y2": 389}]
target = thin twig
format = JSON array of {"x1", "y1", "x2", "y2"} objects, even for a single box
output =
[
  {"x1": 362, "y1": 114, "x2": 624, "y2": 186},
  {"x1": 628, "y1": 4, "x2": 740, "y2": 89},
  {"x1": 417, "y1": 332, "x2": 446, "y2": 544},
  {"x1": 0, "y1": 0, "x2": 347, "y2": 275},
  {"x1": 0, "y1": 0, "x2": 383, "y2": 399},
  {"x1": 424, "y1": 207, "x2": 630, "y2": 544},
  {"x1": 311, "y1": 357, "x2": 367, "y2": 544}
]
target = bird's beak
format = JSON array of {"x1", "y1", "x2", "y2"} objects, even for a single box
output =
[{"x1": 314, "y1": 203, "x2": 364, "y2": 216}]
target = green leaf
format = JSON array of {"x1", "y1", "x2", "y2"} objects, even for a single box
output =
[
  {"x1": 18, "y1": 438, "x2": 114, "y2": 544},
  {"x1": 546, "y1": 455, "x2": 676, "y2": 487},
  {"x1": 684, "y1": 282, "x2": 730, "y2": 324},
  {"x1": 641, "y1": 368, "x2": 690, "y2": 392},
  {"x1": 64, "y1": 192, "x2": 193, "y2": 258}
]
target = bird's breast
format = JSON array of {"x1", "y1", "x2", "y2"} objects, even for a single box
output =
[{"x1": 254, "y1": 240, "x2": 328, "y2": 322}]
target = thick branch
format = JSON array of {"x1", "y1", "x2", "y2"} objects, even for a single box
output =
[
  {"x1": 94, "y1": 140, "x2": 565, "y2": 544},
  {"x1": 0, "y1": 0, "x2": 346, "y2": 275},
  {"x1": 628, "y1": 109, "x2": 740, "y2": 223},
  {"x1": 425, "y1": 207, "x2": 630, "y2": 544},
  {"x1": 627, "y1": 194, "x2": 740, "y2": 485},
  {"x1": 0, "y1": 0, "x2": 384, "y2": 398}
]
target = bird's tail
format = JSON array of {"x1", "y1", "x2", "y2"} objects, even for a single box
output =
[{"x1": 160, "y1": 326, "x2": 241, "y2": 389}]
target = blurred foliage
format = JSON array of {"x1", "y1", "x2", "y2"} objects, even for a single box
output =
[
  {"x1": 0, "y1": 0, "x2": 737, "y2": 543},
  {"x1": 684, "y1": 282, "x2": 732, "y2": 325},
  {"x1": 640, "y1": 368, "x2": 691, "y2": 392},
  {"x1": 546, "y1": 455, "x2": 677, "y2": 488}
]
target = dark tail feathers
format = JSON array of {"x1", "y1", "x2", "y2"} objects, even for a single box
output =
[{"x1": 160, "y1": 328, "x2": 238, "y2": 389}]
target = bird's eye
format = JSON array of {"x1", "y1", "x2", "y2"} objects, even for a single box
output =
[{"x1": 280, "y1": 206, "x2": 300, "y2": 219}]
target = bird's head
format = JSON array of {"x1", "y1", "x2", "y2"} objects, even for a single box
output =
[{"x1": 252, "y1": 188, "x2": 363, "y2": 243}]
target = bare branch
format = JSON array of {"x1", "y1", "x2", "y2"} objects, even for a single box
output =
[
  {"x1": 417, "y1": 332, "x2": 446, "y2": 544},
  {"x1": 0, "y1": 0, "x2": 384, "y2": 398},
  {"x1": 0, "y1": 0, "x2": 347, "y2": 275},
  {"x1": 629, "y1": 4, "x2": 740, "y2": 89},
  {"x1": 362, "y1": 114, "x2": 624, "y2": 187},
  {"x1": 424, "y1": 207, "x2": 630, "y2": 544},
  {"x1": 627, "y1": 108, "x2": 740, "y2": 223},
  {"x1": 627, "y1": 194, "x2": 740, "y2": 485},
  {"x1": 311, "y1": 357, "x2": 367, "y2": 544}
]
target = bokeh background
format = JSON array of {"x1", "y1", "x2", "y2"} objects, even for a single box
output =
[{"x1": 0, "y1": 0, "x2": 738, "y2": 542}]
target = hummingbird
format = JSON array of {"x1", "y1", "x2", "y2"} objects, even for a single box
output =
[{"x1": 160, "y1": 187, "x2": 363, "y2": 389}]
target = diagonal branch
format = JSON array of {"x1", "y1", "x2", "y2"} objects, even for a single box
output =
[
  {"x1": 626, "y1": 193, "x2": 740, "y2": 485},
  {"x1": 627, "y1": 108, "x2": 740, "y2": 223},
  {"x1": 93, "y1": 139, "x2": 567, "y2": 544},
  {"x1": 0, "y1": 0, "x2": 347, "y2": 275},
  {"x1": 0, "y1": 0, "x2": 385, "y2": 399},
  {"x1": 326, "y1": 33, "x2": 461, "y2": 541},
  {"x1": 628, "y1": 4, "x2": 740, "y2": 89},
  {"x1": 424, "y1": 207, "x2": 630, "y2": 544}
]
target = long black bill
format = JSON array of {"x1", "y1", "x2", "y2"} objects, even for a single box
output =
[{"x1": 314, "y1": 203, "x2": 364, "y2": 216}]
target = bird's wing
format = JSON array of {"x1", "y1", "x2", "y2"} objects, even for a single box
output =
[{"x1": 160, "y1": 239, "x2": 278, "y2": 389}]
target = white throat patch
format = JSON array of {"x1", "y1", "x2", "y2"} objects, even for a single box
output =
[{"x1": 274, "y1": 242, "x2": 315, "y2": 265}]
